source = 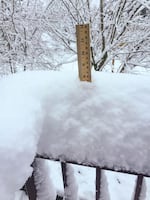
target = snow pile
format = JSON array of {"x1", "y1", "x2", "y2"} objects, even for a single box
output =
[
  {"x1": 37, "y1": 70, "x2": 150, "y2": 174},
  {"x1": 0, "y1": 67, "x2": 150, "y2": 199},
  {"x1": 0, "y1": 72, "x2": 53, "y2": 200}
]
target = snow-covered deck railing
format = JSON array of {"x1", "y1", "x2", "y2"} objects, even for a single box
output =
[
  {"x1": 1, "y1": 69, "x2": 150, "y2": 200},
  {"x1": 24, "y1": 154, "x2": 146, "y2": 200}
]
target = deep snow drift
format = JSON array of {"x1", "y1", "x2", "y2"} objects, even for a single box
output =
[{"x1": 0, "y1": 67, "x2": 150, "y2": 199}]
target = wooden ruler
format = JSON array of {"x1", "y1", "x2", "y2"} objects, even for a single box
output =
[{"x1": 76, "y1": 24, "x2": 91, "y2": 82}]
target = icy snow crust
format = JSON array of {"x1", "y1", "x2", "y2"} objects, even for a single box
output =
[{"x1": 0, "y1": 69, "x2": 150, "y2": 199}]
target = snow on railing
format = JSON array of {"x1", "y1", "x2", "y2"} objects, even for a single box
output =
[{"x1": 22, "y1": 154, "x2": 150, "y2": 200}]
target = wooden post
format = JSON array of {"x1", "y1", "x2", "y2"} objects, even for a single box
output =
[
  {"x1": 76, "y1": 24, "x2": 91, "y2": 82},
  {"x1": 61, "y1": 162, "x2": 68, "y2": 189},
  {"x1": 21, "y1": 160, "x2": 37, "y2": 200},
  {"x1": 61, "y1": 162, "x2": 70, "y2": 200},
  {"x1": 96, "y1": 167, "x2": 101, "y2": 200},
  {"x1": 133, "y1": 175, "x2": 144, "y2": 200},
  {"x1": 24, "y1": 173, "x2": 37, "y2": 200}
]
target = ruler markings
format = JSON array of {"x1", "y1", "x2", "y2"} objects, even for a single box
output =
[{"x1": 76, "y1": 24, "x2": 91, "y2": 82}]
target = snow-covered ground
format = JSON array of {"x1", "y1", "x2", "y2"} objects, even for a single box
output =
[{"x1": 1, "y1": 63, "x2": 150, "y2": 200}]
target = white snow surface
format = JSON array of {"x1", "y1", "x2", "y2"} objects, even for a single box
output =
[
  {"x1": 0, "y1": 66, "x2": 150, "y2": 199},
  {"x1": 34, "y1": 159, "x2": 56, "y2": 200}
]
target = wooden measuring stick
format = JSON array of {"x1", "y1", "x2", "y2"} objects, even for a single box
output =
[{"x1": 76, "y1": 24, "x2": 91, "y2": 82}]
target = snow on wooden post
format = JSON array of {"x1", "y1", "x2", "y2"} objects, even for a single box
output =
[{"x1": 76, "y1": 24, "x2": 91, "y2": 82}]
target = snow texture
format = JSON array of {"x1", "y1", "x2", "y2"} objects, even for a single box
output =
[
  {"x1": 37, "y1": 70, "x2": 150, "y2": 174},
  {"x1": 14, "y1": 191, "x2": 29, "y2": 200},
  {"x1": 1, "y1": 67, "x2": 150, "y2": 199},
  {"x1": 34, "y1": 158, "x2": 56, "y2": 200},
  {"x1": 64, "y1": 164, "x2": 78, "y2": 200},
  {"x1": 100, "y1": 171, "x2": 110, "y2": 200},
  {"x1": 73, "y1": 165, "x2": 95, "y2": 200},
  {"x1": 106, "y1": 171, "x2": 136, "y2": 200}
]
